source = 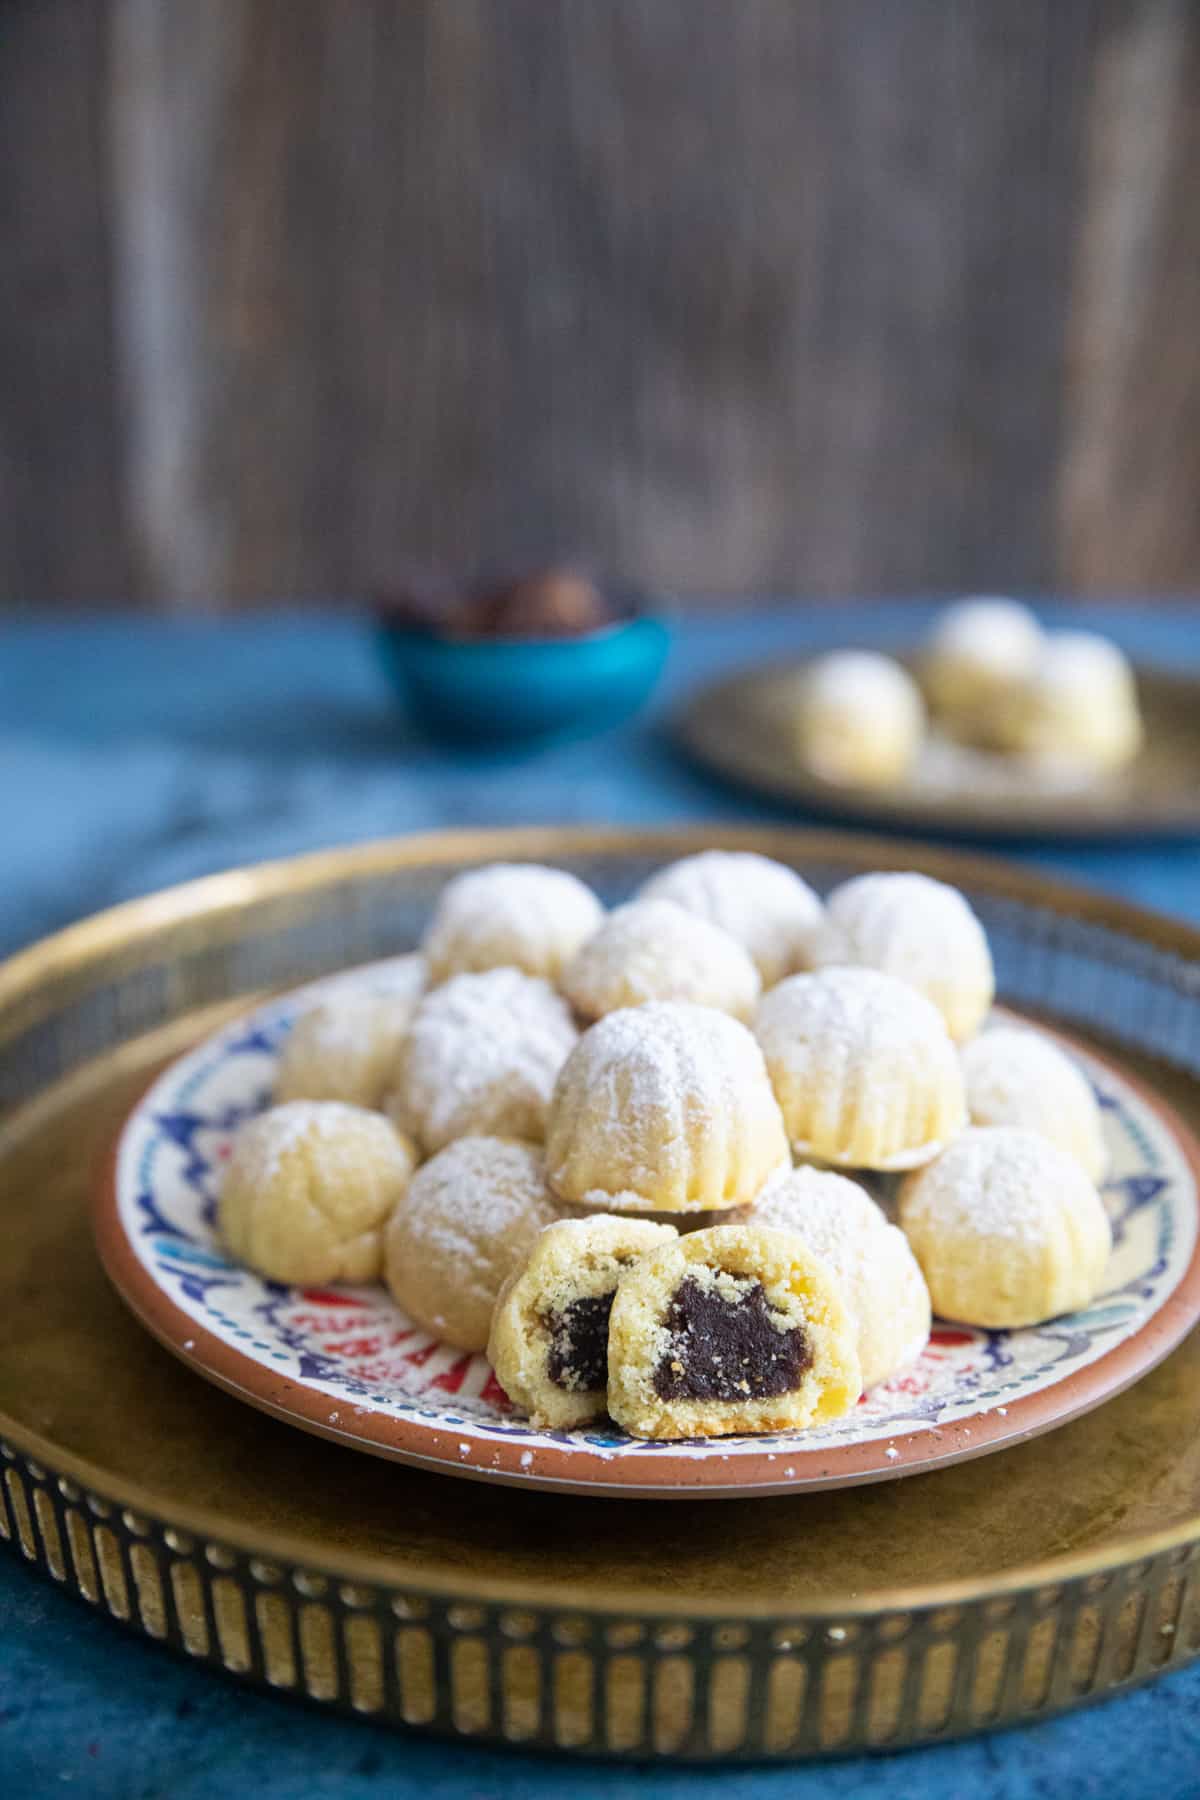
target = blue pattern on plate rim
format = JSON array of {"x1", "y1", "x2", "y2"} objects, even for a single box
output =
[{"x1": 113, "y1": 958, "x2": 1198, "y2": 1463}]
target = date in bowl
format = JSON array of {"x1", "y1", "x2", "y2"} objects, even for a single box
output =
[{"x1": 374, "y1": 566, "x2": 671, "y2": 746}]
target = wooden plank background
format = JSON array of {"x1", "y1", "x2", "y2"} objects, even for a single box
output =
[{"x1": 2, "y1": 0, "x2": 1198, "y2": 610}]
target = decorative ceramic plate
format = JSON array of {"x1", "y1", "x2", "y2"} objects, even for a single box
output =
[
  {"x1": 676, "y1": 662, "x2": 1200, "y2": 839},
  {"x1": 95, "y1": 960, "x2": 1200, "y2": 1499}
]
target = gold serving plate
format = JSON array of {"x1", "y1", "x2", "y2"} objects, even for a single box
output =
[
  {"x1": 676, "y1": 663, "x2": 1200, "y2": 839},
  {"x1": 3, "y1": 826, "x2": 1200, "y2": 1759}
]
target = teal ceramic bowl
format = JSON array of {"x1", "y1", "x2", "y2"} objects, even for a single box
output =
[{"x1": 375, "y1": 613, "x2": 672, "y2": 745}]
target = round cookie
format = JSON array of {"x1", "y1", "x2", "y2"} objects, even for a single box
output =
[
  {"x1": 788, "y1": 651, "x2": 925, "y2": 787},
  {"x1": 924, "y1": 597, "x2": 1043, "y2": 740},
  {"x1": 385, "y1": 1137, "x2": 562, "y2": 1352},
  {"x1": 606, "y1": 1223, "x2": 861, "y2": 1440},
  {"x1": 995, "y1": 631, "x2": 1142, "y2": 769},
  {"x1": 422, "y1": 862, "x2": 604, "y2": 985},
  {"x1": 754, "y1": 967, "x2": 966, "y2": 1170},
  {"x1": 392, "y1": 968, "x2": 577, "y2": 1153},
  {"x1": 961, "y1": 1026, "x2": 1108, "y2": 1183},
  {"x1": 220, "y1": 1101, "x2": 416, "y2": 1285},
  {"x1": 487, "y1": 1215, "x2": 678, "y2": 1427},
  {"x1": 637, "y1": 851, "x2": 824, "y2": 988},
  {"x1": 547, "y1": 1002, "x2": 789, "y2": 1214},
  {"x1": 755, "y1": 1166, "x2": 931, "y2": 1389},
  {"x1": 275, "y1": 967, "x2": 425, "y2": 1109},
  {"x1": 898, "y1": 1126, "x2": 1113, "y2": 1328},
  {"x1": 811, "y1": 871, "x2": 994, "y2": 1043},
  {"x1": 562, "y1": 898, "x2": 761, "y2": 1023}
]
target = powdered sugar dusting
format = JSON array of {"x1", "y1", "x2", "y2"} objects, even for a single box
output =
[
  {"x1": 275, "y1": 991, "x2": 417, "y2": 1110},
  {"x1": 423, "y1": 863, "x2": 603, "y2": 982},
  {"x1": 1003, "y1": 631, "x2": 1142, "y2": 768},
  {"x1": 756, "y1": 967, "x2": 956, "y2": 1064},
  {"x1": 563, "y1": 898, "x2": 761, "y2": 1021},
  {"x1": 812, "y1": 873, "x2": 993, "y2": 1039},
  {"x1": 398, "y1": 968, "x2": 578, "y2": 1151},
  {"x1": 962, "y1": 1025, "x2": 1106, "y2": 1176},
  {"x1": 285, "y1": 992, "x2": 409, "y2": 1059},
  {"x1": 363, "y1": 952, "x2": 427, "y2": 1002},
  {"x1": 229, "y1": 1100, "x2": 400, "y2": 1188},
  {"x1": 754, "y1": 968, "x2": 964, "y2": 1169},
  {"x1": 755, "y1": 1165, "x2": 931, "y2": 1389},
  {"x1": 639, "y1": 852, "x2": 824, "y2": 988},
  {"x1": 901, "y1": 1126, "x2": 1096, "y2": 1246},
  {"x1": 548, "y1": 1002, "x2": 788, "y2": 1211},
  {"x1": 928, "y1": 597, "x2": 1042, "y2": 675},
  {"x1": 1034, "y1": 630, "x2": 1136, "y2": 701},
  {"x1": 397, "y1": 1137, "x2": 559, "y2": 1264},
  {"x1": 565, "y1": 1001, "x2": 775, "y2": 1119},
  {"x1": 800, "y1": 651, "x2": 922, "y2": 715},
  {"x1": 755, "y1": 1166, "x2": 888, "y2": 1244}
]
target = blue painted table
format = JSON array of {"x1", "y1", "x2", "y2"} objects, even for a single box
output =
[{"x1": 3, "y1": 602, "x2": 1200, "y2": 1798}]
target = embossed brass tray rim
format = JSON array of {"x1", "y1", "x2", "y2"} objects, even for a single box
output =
[
  {"x1": 5, "y1": 1395, "x2": 1200, "y2": 1622},
  {"x1": 2, "y1": 825, "x2": 1200, "y2": 1622}
]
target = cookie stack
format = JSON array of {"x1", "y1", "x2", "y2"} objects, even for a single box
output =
[
  {"x1": 785, "y1": 599, "x2": 1143, "y2": 789},
  {"x1": 218, "y1": 853, "x2": 1114, "y2": 1442}
]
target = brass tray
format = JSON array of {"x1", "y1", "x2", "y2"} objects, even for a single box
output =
[
  {"x1": 4, "y1": 825, "x2": 1200, "y2": 1761},
  {"x1": 676, "y1": 662, "x2": 1200, "y2": 839}
]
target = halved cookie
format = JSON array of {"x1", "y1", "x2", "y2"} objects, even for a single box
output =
[
  {"x1": 606, "y1": 1223, "x2": 861, "y2": 1440},
  {"x1": 487, "y1": 1215, "x2": 677, "y2": 1428}
]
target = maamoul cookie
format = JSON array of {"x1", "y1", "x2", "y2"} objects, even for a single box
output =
[
  {"x1": 561, "y1": 898, "x2": 761, "y2": 1023},
  {"x1": 637, "y1": 851, "x2": 824, "y2": 988},
  {"x1": 391, "y1": 968, "x2": 577, "y2": 1152},
  {"x1": 275, "y1": 963, "x2": 425, "y2": 1109},
  {"x1": 924, "y1": 597, "x2": 1043, "y2": 740},
  {"x1": 961, "y1": 1026, "x2": 1108, "y2": 1183},
  {"x1": 755, "y1": 1166, "x2": 931, "y2": 1389},
  {"x1": 606, "y1": 1224, "x2": 861, "y2": 1440},
  {"x1": 788, "y1": 651, "x2": 925, "y2": 787},
  {"x1": 488, "y1": 1215, "x2": 677, "y2": 1427},
  {"x1": 384, "y1": 1137, "x2": 562, "y2": 1351},
  {"x1": 898, "y1": 1126, "x2": 1113, "y2": 1328},
  {"x1": 547, "y1": 1002, "x2": 789, "y2": 1214},
  {"x1": 220, "y1": 1101, "x2": 416, "y2": 1284},
  {"x1": 811, "y1": 871, "x2": 994, "y2": 1043},
  {"x1": 754, "y1": 967, "x2": 966, "y2": 1170},
  {"x1": 422, "y1": 862, "x2": 603, "y2": 985},
  {"x1": 995, "y1": 631, "x2": 1143, "y2": 769}
]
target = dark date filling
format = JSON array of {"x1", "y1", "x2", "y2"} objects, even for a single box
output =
[
  {"x1": 545, "y1": 1292, "x2": 616, "y2": 1393},
  {"x1": 652, "y1": 1275, "x2": 812, "y2": 1403}
]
